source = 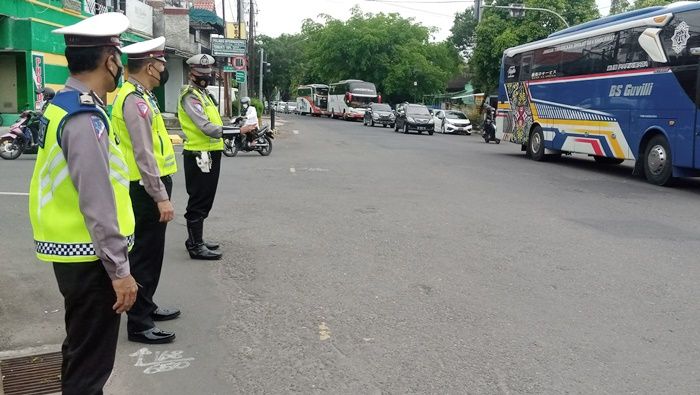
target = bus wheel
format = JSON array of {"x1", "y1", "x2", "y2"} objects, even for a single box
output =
[
  {"x1": 644, "y1": 135, "x2": 674, "y2": 186},
  {"x1": 594, "y1": 156, "x2": 624, "y2": 165},
  {"x1": 527, "y1": 126, "x2": 546, "y2": 161}
]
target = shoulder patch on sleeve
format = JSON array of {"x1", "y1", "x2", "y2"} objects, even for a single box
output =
[
  {"x1": 191, "y1": 99, "x2": 204, "y2": 114},
  {"x1": 90, "y1": 115, "x2": 106, "y2": 139},
  {"x1": 136, "y1": 100, "x2": 150, "y2": 118}
]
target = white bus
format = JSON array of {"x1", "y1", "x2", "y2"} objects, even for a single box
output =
[
  {"x1": 328, "y1": 79, "x2": 379, "y2": 120},
  {"x1": 296, "y1": 84, "x2": 329, "y2": 116}
]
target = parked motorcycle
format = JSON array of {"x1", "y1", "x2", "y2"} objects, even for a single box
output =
[
  {"x1": 223, "y1": 116, "x2": 274, "y2": 157},
  {"x1": 0, "y1": 87, "x2": 55, "y2": 160},
  {"x1": 0, "y1": 110, "x2": 43, "y2": 160},
  {"x1": 481, "y1": 111, "x2": 500, "y2": 144}
]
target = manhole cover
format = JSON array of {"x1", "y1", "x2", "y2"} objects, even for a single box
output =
[{"x1": 0, "y1": 352, "x2": 62, "y2": 395}]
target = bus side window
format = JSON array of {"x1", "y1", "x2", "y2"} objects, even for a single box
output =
[
  {"x1": 520, "y1": 54, "x2": 533, "y2": 81},
  {"x1": 660, "y1": 10, "x2": 700, "y2": 67},
  {"x1": 616, "y1": 29, "x2": 649, "y2": 65},
  {"x1": 561, "y1": 39, "x2": 589, "y2": 77},
  {"x1": 587, "y1": 33, "x2": 617, "y2": 74}
]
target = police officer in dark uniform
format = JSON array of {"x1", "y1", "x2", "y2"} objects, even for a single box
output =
[
  {"x1": 28, "y1": 13, "x2": 137, "y2": 394},
  {"x1": 177, "y1": 54, "x2": 224, "y2": 260},
  {"x1": 111, "y1": 37, "x2": 179, "y2": 344}
]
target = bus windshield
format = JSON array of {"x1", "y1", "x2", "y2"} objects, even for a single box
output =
[{"x1": 349, "y1": 96, "x2": 374, "y2": 108}]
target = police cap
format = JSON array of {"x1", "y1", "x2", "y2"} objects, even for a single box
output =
[
  {"x1": 52, "y1": 12, "x2": 130, "y2": 49},
  {"x1": 122, "y1": 36, "x2": 167, "y2": 62},
  {"x1": 186, "y1": 54, "x2": 216, "y2": 74}
]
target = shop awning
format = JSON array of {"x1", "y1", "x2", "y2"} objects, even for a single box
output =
[{"x1": 189, "y1": 8, "x2": 224, "y2": 35}]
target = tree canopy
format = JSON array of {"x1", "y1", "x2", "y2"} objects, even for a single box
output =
[
  {"x1": 258, "y1": 9, "x2": 460, "y2": 104},
  {"x1": 460, "y1": 0, "x2": 599, "y2": 94}
]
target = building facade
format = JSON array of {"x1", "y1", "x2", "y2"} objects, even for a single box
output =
[
  {"x1": 0, "y1": 0, "x2": 224, "y2": 122},
  {"x1": 0, "y1": 0, "x2": 154, "y2": 125}
]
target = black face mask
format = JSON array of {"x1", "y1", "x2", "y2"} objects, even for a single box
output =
[
  {"x1": 193, "y1": 75, "x2": 211, "y2": 88},
  {"x1": 159, "y1": 68, "x2": 169, "y2": 85},
  {"x1": 151, "y1": 64, "x2": 169, "y2": 86},
  {"x1": 106, "y1": 57, "x2": 123, "y2": 91}
]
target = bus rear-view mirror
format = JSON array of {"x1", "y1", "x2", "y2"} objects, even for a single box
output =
[{"x1": 638, "y1": 28, "x2": 668, "y2": 63}]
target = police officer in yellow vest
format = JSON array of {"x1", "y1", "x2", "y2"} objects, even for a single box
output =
[
  {"x1": 28, "y1": 13, "x2": 137, "y2": 394},
  {"x1": 111, "y1": 36, "x2": 179, "y2": 344},
  {"x1": 178, "y1": 54, "x2": 223, "y2": 260}
]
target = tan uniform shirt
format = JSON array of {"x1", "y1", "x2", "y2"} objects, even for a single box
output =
[{"x1": 123, "y1": 77, "x2": 168, "y2": 202}]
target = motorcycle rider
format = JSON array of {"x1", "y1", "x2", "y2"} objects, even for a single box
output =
[{"x1": 238, "y1": 96, "x2": 259, "y2": 148}]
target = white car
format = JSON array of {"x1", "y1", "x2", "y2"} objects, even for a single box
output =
[{"x1": 433, "y1": 110, "x2": 472, "y2": 135}]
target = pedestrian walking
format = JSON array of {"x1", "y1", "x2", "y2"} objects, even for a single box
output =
[
  {"x1": 28, "y1": 13, "x2": 137, "y2": 395},
  {"x1": 111, "y1": 36, "x2": 179, "y2": 344},
  {"x1": 178, "y1": 54, "x2": 224, "y2": 260}
]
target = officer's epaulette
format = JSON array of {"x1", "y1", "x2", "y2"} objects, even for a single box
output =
[
  {"x1": 133, "y1": 82, "x2": 146, "y2": 96},
  {"x1": 79, "y1": 92, "x2": 96, "y2": 106}
]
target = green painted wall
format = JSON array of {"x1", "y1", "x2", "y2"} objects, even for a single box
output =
[{"x1": 0, "y1": 0, "x2": 148, "y2": 124}]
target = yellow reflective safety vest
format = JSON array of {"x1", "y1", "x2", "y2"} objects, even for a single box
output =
[
  {"x1": 111, "y1": 81, "x2": 177, "y2": 181},
  {"x1": 28, "y1": 91, "x2": 135, "y2": 263},
  {"x1": 177, "y1": 86, "x2": 224, "y2": 152}
]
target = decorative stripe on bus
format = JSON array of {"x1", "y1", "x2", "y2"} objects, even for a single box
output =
[{"x1": 528, "y1": 67, "x2": 671, "y2": 85}]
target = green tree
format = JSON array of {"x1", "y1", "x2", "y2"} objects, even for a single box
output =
[
  {"x1": 609, "y1": 0, "x2": 631, "y2": 15},
  {"x1": 449, "y1": 8, "x2": 477, "y2": 56},
  {"x1": 633, "y1": 0, "x2": 674, "y2": 9},
  {"x1": 297, "y1": 8, "x2": 460, "y2": 103},
  {"x1": 257, "y1": 34, "x2": 305, "y2": 102},
  {"x1": 467, "y1": 0, "x2": 599, "y2": 93}
]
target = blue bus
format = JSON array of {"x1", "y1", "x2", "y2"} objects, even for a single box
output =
[{"x1": 496, "y1": 1, "x2": 700, "y2": 185}]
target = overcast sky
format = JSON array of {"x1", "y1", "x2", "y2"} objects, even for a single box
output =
[{"x1": 237, "y1": 0, "x2": 614, "y2": 42}]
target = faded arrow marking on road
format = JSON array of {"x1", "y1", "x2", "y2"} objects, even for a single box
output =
[{"x1": 319, "y1": 322, "x2": 331, "y2": 341}]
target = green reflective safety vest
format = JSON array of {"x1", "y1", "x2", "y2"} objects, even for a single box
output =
[
  {"x1": 177, "y1": 86, "x2": 224, "y2": 152},
  {"x1": 111, "y1": 81, "x2": 177, "y2": 181},
  {"x1": 28, "y1": 92, "x2": 135, "y2": 263}
]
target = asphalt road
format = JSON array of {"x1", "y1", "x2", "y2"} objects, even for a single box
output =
[{"x1": 1, "y1": 114, "x2": 700, "y2": 394}]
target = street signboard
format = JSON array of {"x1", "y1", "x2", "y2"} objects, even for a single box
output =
[
  {"x1": 232, "y1": 56, "x2": 247, "y2": 71},
  {"x1": 235, "y1": 71, "x2": 246, "y2": 83},
  {"x1": 211, "y1": 38, "x2": 247, "y2": 57},
  {"x1": 223, "y1": 65, "x2": 235, "y2": 73}
]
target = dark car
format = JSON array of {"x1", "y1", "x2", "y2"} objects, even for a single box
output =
[
  {"x1": 363, "y1": 103, "x2": 395, "y2": 128},
  {"x1": 394, "y1": 104, "x2": 434, "y2": 135}
]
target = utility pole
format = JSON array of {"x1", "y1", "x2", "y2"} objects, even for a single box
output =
[
  {"x1": 222, "y1": 0, "x2": 231, "y2": 118},
  {"x1": 248, "y1": 0, "x2": 255, "y2": 98},
  {"x1": 258, "y1": 47, "x2": 264, "y2": 103},
  {"x1": 474, "y1": 0, "x2": 482, "y2": 22},
  {"x1": 236, "y1": 0, "x2": 247, "y2": 102}
]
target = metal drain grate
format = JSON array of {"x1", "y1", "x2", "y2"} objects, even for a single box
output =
[{"x1": 0, "y1": 352, "x2": 62, "y2": 395}]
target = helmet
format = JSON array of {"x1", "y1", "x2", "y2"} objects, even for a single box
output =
[{"x1": 241, "y1": 97, "x2": 250, "y2": 105}]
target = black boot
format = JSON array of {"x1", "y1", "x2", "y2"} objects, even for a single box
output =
[
  {"x1": 204, "y1": 241, "x2": 220, "y2": 250},
  {"x1": 186, "y1": 219, "x2": 222, "y2": 260},
  {"x1": 201, "y1": 220, "x2": 220, "y2": 250}
]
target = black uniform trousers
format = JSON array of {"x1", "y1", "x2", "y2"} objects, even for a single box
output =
[
  {"x1": 183, "y1": 150, "x2": 221, "y2": 221},
  {"x1": 127, "y1": 175, "x2": 173, "y2": 334},
  {"x1": 53, "y1": 261, "x2": 120, "y2": 395}
]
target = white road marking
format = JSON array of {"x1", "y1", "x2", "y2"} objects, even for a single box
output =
[
  {"x1": 130, "y1": 347, "x2": 194, "y2": 375},
  {"x1": 289, "y1": 167, "x2": 296, "y2": 173},
  {"x1": 0, "y1": 192, "x2": 29, "y2": 196},
  {"x1": 292, "y1": 130, "x2": 299, "y2": 135},
  {"x1": 319, "y1": 322, "x2": 331, "y2": 341}
]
